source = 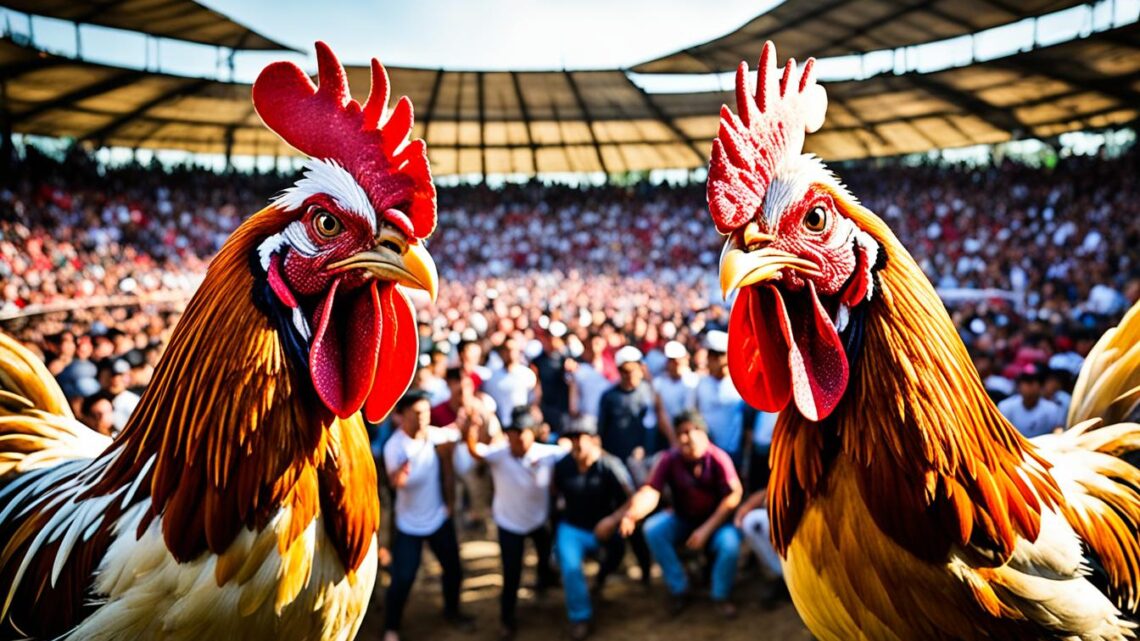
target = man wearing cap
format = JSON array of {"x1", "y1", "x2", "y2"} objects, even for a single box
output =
[
  {"x1": 695, "y1": 331, "x2": 750, "y2": 468},
  {"x1": 651, "y1": 341, "x2": 698, "y2": 433},
  {"x1": 552, "y1": 416, "x2": 636, "y2": 641},
  {"x1": 464, "y1": 405, "x2": 566, "y2": 640},
  {"x1": 597, "y1": 346, "x2": 674, "y2": 463},
  {"x1": 96, "y1": 356, "x2": 140, "y2": 437},
  {"x1": 382, "y1": 390, "x2": 476, "y2": 640},
  {"x1": 997, "y1": 365, "x2": 1066, "y2": 438}
]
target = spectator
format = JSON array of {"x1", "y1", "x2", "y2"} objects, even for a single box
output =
[
  {"x1": 597, "y1": 346, "x2": 672, "y2": 465},
  {"x1": 618, "y1": 411, "x2": 744, "y2": 619},
  {"x1": 484, "y1": 336, "x2": 538, "y2": 426},
  {"x1": 532, "y1": 321, "x2": 571, "y2": 434},
  {"x1": 651, "y1": 340, "x2": 698, "y2": 432},
  {"x1": 464, "y1": 406, "x2": 565, "y2": 640},
  {"x1": 80, "y1": 390, "x2": 116, "y2": 437},
  {"x1": 96, "y1": 357, "x2": 140, "y2": 436},
  {"x1": 381, "y1": 391, "x2": 475, "y2": 641},
  {"x1": 1044, "y1": 367, "x2": 1073, "y2": 420},
  {"x1": 567, "y1": 332, "x2": 613, "y2": 420},
  {"x1": 695, "y1": 331, "x2": 749, "y2": 467},
  {"x1": 997, "y1": 366, "x2": 1066, "y2": 438},
  {"x1": 552, "y1": 416, "x2": 635, "y2": 641}
]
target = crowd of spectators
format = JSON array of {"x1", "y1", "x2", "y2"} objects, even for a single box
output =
[{"x1": 4, "y1": 142, "x2": 1140, "y2": 638}]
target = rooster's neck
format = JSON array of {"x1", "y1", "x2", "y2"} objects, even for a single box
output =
[
  {"x1": 768, "y1": 209, "x2": 1059, "y2": 564},
  {"x1": 92, "y1": 207, "x2": 378, "y2": 573}
]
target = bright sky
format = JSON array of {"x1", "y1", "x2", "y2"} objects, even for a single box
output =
[{"x1": 2, "y1": 0, "x2": 776, "y2": 81}]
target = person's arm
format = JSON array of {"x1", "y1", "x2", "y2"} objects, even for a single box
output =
[
  {"x1": 687, "y1": 477, "x2": 743, "y2": 550},
  {"x1": 733, "y1": 488, "x2": 768, "y2": 529},
  {"x1": 530, "y1": 363, "x2": 544, "y2": 406},
  {"x1": 618, "y1": 485, "x2": 662, "y2": 537},
  {"x1": 565, "y1": 359, "x2": 580, "y2": 418},
  {"x1": 595, "y1": 497, "x2": 633, "y2": 542},
  {"x1": 653, "y1": 388, "x2": 676, "y2": 448}
]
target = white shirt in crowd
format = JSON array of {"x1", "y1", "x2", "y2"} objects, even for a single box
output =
[
  {"x1": 572, "y1": 361, "x2": 612, "y2": 419},
  {"x1": 382, "y1": 426, "x2": 472, "y2": 536},
  {"x1": 652, "y1": 371, "x2": 698, "y2": 423},
  {"x1": 475, "y1": 441, "x2": 566, "y2": 534},
  {"x1": 484, "y1": 365, "x2": 538, "y2": 425},
  {"x1": 997, "y1": 395, "x2": 1066, "y2": 439}
]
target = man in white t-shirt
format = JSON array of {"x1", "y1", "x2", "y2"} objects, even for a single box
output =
[
  {"x1": 567, "y1": 332, "x2": 615, "y2": 422},
  {"x1": 465, "y1": 406, "x2": 567, "y2": 640},
  {"x1": 381, "y1": 391, "x2": 475, "y2": 641},
  {"x1": 484, "y1": 336, "x2": 538, "y2": 425}
]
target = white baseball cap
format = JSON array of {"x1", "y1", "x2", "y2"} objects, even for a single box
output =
[
  {"x1": 705, "y1": 330, "x2": 729, "y2": 354},
  {"x1": 614, "y1": 345, "x2": 644, "y2": 368},
  {"x1": 663, "y1": 340, "x2": 688, "y2": 360},
  {"x1": 549, "y1": 320, "x2": 568, "y2": 338}
]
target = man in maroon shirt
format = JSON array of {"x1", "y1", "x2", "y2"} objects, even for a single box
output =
[{"x1": 618, "y1": 410, "x2": 743, "y2": 618}]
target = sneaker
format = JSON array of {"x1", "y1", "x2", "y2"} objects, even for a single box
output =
[
  {"x1": 666, "y1": 592, "x2": 690, "y2": 617},
  {"x1": 444, "y1": 611, "x2": 477, "y2": 633},
  {"x1": 569, "y1": 621, "x2": 591, "y2": 641},
  {"x1": 715, "y1": 600, "x2": 739, "y2": 620}
]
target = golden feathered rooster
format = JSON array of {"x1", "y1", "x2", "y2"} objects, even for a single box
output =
[
  {"x1": 0, "y1": 42, "x2": 437, "y2": 640},
  {"x1": 711, "y1": 42, "x2": 1140, "y2": 640}
]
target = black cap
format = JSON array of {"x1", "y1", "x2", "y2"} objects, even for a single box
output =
[{"x1": 505, "y1": 405, "x2": 538, "y2": 432}]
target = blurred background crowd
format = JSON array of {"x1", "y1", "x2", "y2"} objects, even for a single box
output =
[{"x1": 3, "y1": 144, "x2": 1138, "y2": 443}]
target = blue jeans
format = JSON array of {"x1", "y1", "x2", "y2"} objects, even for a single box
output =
[
  {"x1": 643, "y1": 511, "x2": 741, "y2": 601},
  {"x1": 555, "y1": 522, "x2": 624, "y2": 623}
]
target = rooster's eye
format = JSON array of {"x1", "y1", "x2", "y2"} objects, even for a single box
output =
[
  {"x1": 804, "y1": 206, "x2": 828, "y2": 233},
  {"x1": 312, "y1": 210, "x2": 343, "y2": 238}
]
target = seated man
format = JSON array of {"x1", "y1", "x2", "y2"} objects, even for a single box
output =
[
  {"x1": 619, "y1": 410, "x2": 743, "y2": 618},
  {"x1": 552, "y1": 416, "x2": 635, "y2": 641},
  {"x1": 465, "y1": 406, "x2": 566, "y2": 640}
]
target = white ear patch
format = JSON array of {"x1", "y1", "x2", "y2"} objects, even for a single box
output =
[
  {"x1": 271, "y1": 158, "x2": 377, "y2": 235},
  {"x1": 854, "y1": 228, "x2": 879, "y2": 300}
]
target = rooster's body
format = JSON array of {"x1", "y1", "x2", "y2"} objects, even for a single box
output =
[
  {"x1": 711, "y1": 42, "x2": 1140, "y2": 640},
  {"x1": 0, "y1": 43, "x2": 438, "y2": 641}
]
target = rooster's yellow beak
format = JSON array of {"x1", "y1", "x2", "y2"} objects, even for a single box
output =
[
  {"x1": 330, "y1": 234, "x2": 438, "y2": 303},
  {"x1": 719, "y1": 223, "x2": 819, "y2": 298}
]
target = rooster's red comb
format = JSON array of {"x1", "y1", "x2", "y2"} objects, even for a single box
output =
[
  {"x1": 707, "y1": 41, "x2": 828, "y2": 235},
  {"x1": 253, "y1": 41, "x2": 436, "y2": 240}
]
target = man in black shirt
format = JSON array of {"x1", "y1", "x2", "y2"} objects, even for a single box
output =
[
  {"x1": 532, "y1": 321, "x2": 571, "y2": 434},
  {"x1": 552, "y1": 416, "x2": 633, "y2": 641}
]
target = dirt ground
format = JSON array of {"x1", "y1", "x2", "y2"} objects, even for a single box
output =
[{"x1": 359, "y1": 536, "x2": 812, "y2": 641}]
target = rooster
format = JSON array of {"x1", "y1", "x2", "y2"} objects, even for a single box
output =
[
  {"x1": 711, "y1": 42, "x2": 1140, "y2": 640},
  {"x1": 0, "y1": 42, "x2": 437, "y2": 641}
]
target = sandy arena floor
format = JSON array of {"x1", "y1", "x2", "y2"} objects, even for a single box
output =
[{"x1": 359, "y1": 536, "x2": 812, "y2": 641}]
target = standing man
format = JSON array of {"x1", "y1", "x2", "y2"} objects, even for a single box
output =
[
  {"x1": 567, "y1": 332, "x2": 615, "y2": 421},
  {"x1": 552, "y1": 417, "x2": 635, "y2": 641},
  {"x1": 695, "y1": 331, "x2": 749, "y2": 468},
  {"x1": 532, "y1": 321, "x2": 571, "y2": 435},
  {"x1": 465, "y1": 406, "x2": 565, "y2": 640},
  {"x1": 651, "y1": 340, "x2": 698, "y2": 434},
  {"x1": 619, "y1": 411, "x2": 744, "y2": 619},
  {"x1": 381, "y1": 391, "x2": 475, "y2": 641},
  {"x1": 485, "y1": 336, "x2": 538, "y2": 426},
  {"x1": 597, "y1": 346, "x2": 674, "y2": 466}
]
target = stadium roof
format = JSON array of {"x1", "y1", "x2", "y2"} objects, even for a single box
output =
[
  {"x1": 2, "y1": 22, "x2": 1139, "y2": 174},
  {"x1": 1, "y1": 0, "x2": 291, "y2": 51},
  {"x1": 632, "y1": 0, "x2": 1088, "y2": 74}
]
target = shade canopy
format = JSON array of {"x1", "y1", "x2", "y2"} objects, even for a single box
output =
[
  {"x1": 3, "y1": 22, "x2": 1139, "y2": 174},
  {"x1": 1, "y1": 0, "x2": 291, "y2": 50},
  {"x1": 633, "y1": 0, "x2": 1087, "y2": 74}
]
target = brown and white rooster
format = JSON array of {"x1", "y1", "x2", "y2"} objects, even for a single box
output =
[
  {"x1": 711, "y1": 42, "x2": 1140, "y2": 640},
  {"x1": 0, "y1": 42, "x2": 437, "y2": 641}
]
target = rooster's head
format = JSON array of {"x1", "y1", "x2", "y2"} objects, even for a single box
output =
[
  {"x1": 252, "y1": 42, "x2": 437, "y2": 423},
  {"x1": 710, "y1": 42, "x2": 884, "y2": 423}
]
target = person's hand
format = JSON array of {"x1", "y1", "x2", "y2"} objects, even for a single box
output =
[
  {"x1": 733, "y1": 508, "x2": 746, "y2": 530},
  {"x1": 564, "y1": 358, "x2": 579, "y2": 374},
  {"x1": 631, "y1": 446, "x2": 645, "y2": 461},
  {"x1": 618, "y1": 513, "x2": 638, "y2": 538},
  {"x1": 392, "y1": 461, "x2": 411, "y2": 488},
  {"x1": 686, "y1": 524, "x2": 712, "y2": 550},
  {"x1": 594, "y1": 515, "x2": 618, "y2": 542}
]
